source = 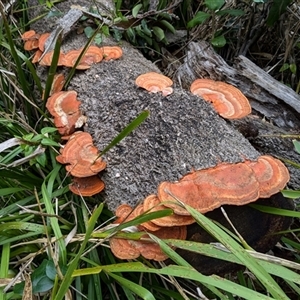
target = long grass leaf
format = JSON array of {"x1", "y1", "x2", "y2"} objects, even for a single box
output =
[
  {"x1": 54, "y1": 203, "x2": 104, "y2": 300},
  {"x1": 100, "y1": 110, "x2": 149, "y2": 156},
  {"x1": 107, "y1": 272, "x2": 155, "y2": 300},
  {"x1": 182, "y1": 203, "x2": 288, "y2": 299},
  {"x1": 73, "y1": 262, "x2": 276, "y2": 300}
]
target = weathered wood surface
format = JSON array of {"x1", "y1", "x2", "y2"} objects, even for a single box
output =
[
  {"x1": 176, "y1": 41, "x2": 300, "y2": 129},
  {"x1": 28, "y1": 0, "x2": 295, "y2": 274}
]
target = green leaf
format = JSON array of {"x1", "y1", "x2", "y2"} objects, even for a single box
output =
[
  {"x1": 41, "y1": 137, "x2": 60, "y2": 147},
  {"x1": 187, "y1": 11, "x2": 211, "y2": 29},
  {"x1": 41, "y1": 127, "x2": 58, "y2": 134},
  {"x1": 266, "y1": 0, "x2": 293, "y2": 26},
  {"x1": 281, "y1": 190, "x2": 300, "y2": 199},
  {"x1": 132, "y1": 4, "x2": 143, "y2": 18},
  {"x1": 159, "y1": 20, "x2": 176, "y2": 33},
  {"x1": 290, "y1": 63, "x2": 297, "y2": 75},
  {"x1": 35, "y1": 152, "x2": 47, "y2": 167},
  {"x1": 152, "y1": 26, "x2": 165, "y2": 41},
  {"x1": 84, "y1": 26, "x2": 95, "y2": 38},
  {"x1": 204, "y1": 0, "x2": 225, "y2": 11},
  {"x1": 100, "y1": 110, "x2": 149, "y2": 156},
  {"x1": 293, "y1": 140, "x2": 300, "y2": 154},
  {"x1": 211, "y1": 35, "x2": 226, "y2": 47},
  {"x1": 216, "y1": 9, "x2": 245, "y2": 16},
  {"x1": 31, "y1": 260, "x2": 54, "y2": 293},
  {"x1": 279, "y1": 63, "x2": 290, "y2": 72}
]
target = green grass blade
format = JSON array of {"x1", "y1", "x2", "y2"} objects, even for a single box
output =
[
  {"x1": 181, "y1": 203, "x2": 288, "y2": 299},
  {"x1": 54, "y1": 203, "x2": 104, "y2": 300},
  {"x1": 250, "y1": 203, "x2": 299, "y2": 217},
  {"x1": 100, "y1": 110, "x2": 149, "y2": 156},
  {"x1": 41, "y1": 165, "x2": 66, "y2": 264},
  {"x1": 107, "y1": 272, "x2": 155, "y2": 300},
  {"x1": 0, "y1": 243, "x2": 10, "y2": 300},
  {"x1": 42, "y1": 32, "x2": 63, "y2": 108},
  {"x1": 73, "y1": 262, "x2": 276, "y2": 300},
  {"x1": 166, "y1": 239, "x2": 300, "y2": 283}
]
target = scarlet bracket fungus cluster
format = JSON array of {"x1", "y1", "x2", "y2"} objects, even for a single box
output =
[
  {"x1": 20, "y1": 30, "x2": 121, "y2": 197},
  {"x1": 112, "y1": 155, "x2": 289, "y2": 260},
  {"x1": 135, "y1": 72, "x2": 173, "y2": 96},
  {"x1": 190, "y1": 79, "x2": 252, "y2": 119},
  {"x1": 110, "y1": 204, "x2": 187, "y2": 261},
  {"x1": 22, "y1": 30, "x2": 122, "y2": 69}
]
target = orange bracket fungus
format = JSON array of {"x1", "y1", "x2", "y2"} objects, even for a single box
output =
[
  {"x1": 246, "y1": 155, "x2": 290, "y2": 198},
  {"x1": 39, "y1": 50, "x2": 66, "y2": 66},
  {"x1": 69, "y1": 175, "x2": 105, "y2": 196},
  {"x1": 46, "y1": 90, "x2": 83, "y2": 136},
  {"x1": 22, "y1": 30, "x2": 40, "y2": 51},
  {"x1": 100, "y1": 46, "x2": 123, "y2": 61},
  {"x1": 143, "y1": 194, "x2": 195, "y2": 227},
  {"x1": 190, "y1": 79, "x2": 252, "y2": 119},
  {"x1": 110, "y1": 204, "x2": 187, "y2": 261},
  {"x1": 157, "y1": 155, "x2": 289, "y2": 216},
  {"x1": 135, "y1": 72, "x2": 173, "y2": 96},
  {"x1": 56, "y1": 132, "x2": 106, "y2": 177}
]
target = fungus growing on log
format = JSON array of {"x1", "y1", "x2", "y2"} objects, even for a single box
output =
[
  {"x1": 69, "y1": 175, "x2": 105, "y2": 196},
  {"x1": 143, "y1": 194, "x2": 195, "y2": 226},
  {"x1": 38, "y1": 32, "x2": 50, "y2": 52},
  {"x1": 46, "y1": 90, "x2": 83, "y2": 136},
  {"x1": 157, "y1": 156, "x2": 289, "y2": 216},
  {"x1": 22, "y1": 30, "x2": 40, "y2": 51},
  {"x1": 49, "y1": 73, "x2": 65, "y2": 95},
  {"x1": 190, "y1": 79, "x2": 251, "y2": 119},
  {"x1": 32, "y1": 49, "x2": 42, "y2": 64},
  {"x1": 21, "y1": 30, "x2": 37, "y2": 41},
  {"x1": 56, "y1": 132, "x2": 106, "y2": 177},
  {"x1": 62, "y1": 46, "x2": 104, "y2": 69},
  {"x1": 135, "y1": 72, "x2": 173, "y2": 96},
  {"x1": 39, "y1": 50, "x2": 65, "y2": 66},
  {"x1": 246, "y1": 155, "x2": 290, "y2": 198},
  {"x1": 100, "y1": 46, "x2": 123, "y2": 60},
  {"x1": 110, "y1": 215, "x2": 187, "y2": 261},
  {"x1": 158, "y1": 162, "x2": 260, "y2": 215}
]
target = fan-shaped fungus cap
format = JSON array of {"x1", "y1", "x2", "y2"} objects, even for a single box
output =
[
  {"x1": 132, "y1": 203, "x2": 161, "y2": 231},
  {"x1": 132, "y1": 225, "x2": 187, "y2": 261},
  {"x1": 143, "y1": 194, "x2": 195, "y2": 226},
  {"x1": 135, "y1": 72, "x2": 173, "y2": 96},
  {"x1": 69, "y1": 176, "x2": 105, "y2": 196},
  {"x1": 62, "y1": 46, "x2": 104, "y2": 70},
  {"x1": 38, "y1": 32, "x2": 50, "y2": 52},
  {"x1": 114, "y1": 203, "x2": 161, "y2": 231},
  {"x1": 32, "y1": 50, "x2": 43, "y2": 64},
  {"x1": 100, "y1": 46, "x2": 123, "y2": 60},
  {"x1": 56, "y1": 132, "x2": 106, "y2": 177},
  {"x1": 246, "y1": 155, "x2": 290, "y2": 198},
  {"x1": 39, "y1": 50, "x2": 65, "y2": 66},
  {"x1": 109, "y1": 223, "x2": 187, "y2": 261},
  {"x1": 21, "y1": 30, "x2": 36, "y2": 41},
  {"x1": 158, "y1": 162, "x2": 260, "y2": 215},
  {"x1": 46, "y1": 91, "x2": 82, "y2": 136},
  {"x1": 190, "y1": 79, "x2": 251, "y2": 119}
]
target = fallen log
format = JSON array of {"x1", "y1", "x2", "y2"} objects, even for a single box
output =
[{"x1": 28, "y1": 0, "x2": 295, "y2": 274}]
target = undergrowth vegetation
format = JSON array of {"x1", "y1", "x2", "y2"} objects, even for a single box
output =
[{"x1": 0, "y1": 0, "x2": 299, "y2": 299}]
